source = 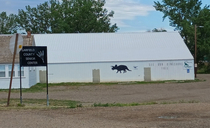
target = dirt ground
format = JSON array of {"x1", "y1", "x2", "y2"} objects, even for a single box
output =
[{"x1": 0, "y1": 74, "x2": 210, "y2": 128}]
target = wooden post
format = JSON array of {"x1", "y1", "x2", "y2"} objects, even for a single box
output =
[
  {"x1": 20, "y1": 63, "x2": 22, "y2": 104},
  {"x1": 7, "y1": 33, "x2": 19, "y2": 106},
  {"x1": 194, "y1": 25, "x2": 197, "y2": 78}
]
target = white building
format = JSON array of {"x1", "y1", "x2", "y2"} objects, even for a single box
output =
[
  {"x1": 0, "y1": 34, "x2": 36, "y2": 89},
  {"x1": 33, "y1": 32, "x2": 194, "y2": 84},
  {"x1": 0, "y1": 32, "x2": 194, "y2": 89}
]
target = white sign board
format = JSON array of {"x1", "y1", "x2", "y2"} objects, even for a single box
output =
[
  {"x1": 9, "y1": 34, "x2": 23, "y2": 55},
  {"x1": 195, "y1": 63, "x2": 198, "y2": 67}
]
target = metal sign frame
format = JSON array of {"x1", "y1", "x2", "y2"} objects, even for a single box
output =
[{"x1": 19, "y1": 46, "x2": 49, "y2": 106}]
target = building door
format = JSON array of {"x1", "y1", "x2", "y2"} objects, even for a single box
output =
[
  {"x1": 144, "y1": 67, "x2": 151, "y2": 82},
  {"x1": 92, "y1": 69, "x2": 100, "y2": 83}
]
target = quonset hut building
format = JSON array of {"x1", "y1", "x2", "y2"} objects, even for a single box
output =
[
  {"x1": 0, "y1": 32, "x2": 194, "y2": 89},
  {"x1": 33, "y1": 32, "x2": 194, "y2": 84}
]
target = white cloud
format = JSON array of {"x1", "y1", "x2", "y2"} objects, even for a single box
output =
[{"x1": 104, "y1": 0, "x2": 155, "y2": 27}]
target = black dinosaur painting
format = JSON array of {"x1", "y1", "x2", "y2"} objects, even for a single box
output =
[{"x1": 111, "y1": 65, "x2": 131, "y2": 73}]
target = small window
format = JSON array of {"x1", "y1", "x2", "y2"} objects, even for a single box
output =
[
  {"x1": 18, "y1": 66, "x2": 24, "y2": 76},
  {"x1": 0, "y1": 65, "x2": 5, "y2": 77},
  {"x1": 8, "y1": 65, "x2": 15, "y2": 77}
]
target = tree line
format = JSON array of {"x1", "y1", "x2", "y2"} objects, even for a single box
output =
[
  {"x1": 0, "y1": 0, "x2": 118, "y2": 34},
  {"x1": 154, "y1": 0, "x2": 210, "y2": 72}
]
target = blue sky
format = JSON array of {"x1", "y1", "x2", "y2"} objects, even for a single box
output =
[{"x1": 0, "y1": 0, "x2": 209, "y2": 32}]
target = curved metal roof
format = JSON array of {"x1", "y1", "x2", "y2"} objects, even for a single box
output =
[{"x1": 34, "y1": 32, "x2": 193, "y2": 63}]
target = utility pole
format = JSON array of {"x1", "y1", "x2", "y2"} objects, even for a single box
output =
[
  {"x1": 194, "y1": 25, "x2": 204, "y2": 78},
  {"x1": 194, "y1": 24, "x2": 197, "y2": 78}
]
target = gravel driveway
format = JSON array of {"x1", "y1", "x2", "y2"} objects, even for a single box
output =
[{"x1": 0, "y1": 74, "x2": 210, "y2": 128}]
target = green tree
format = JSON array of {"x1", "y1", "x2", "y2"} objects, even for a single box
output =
[
  {"x1": 17, "y1": 0, "x2": 118, "y2": 33},
  {"x1": 196, "y1": 7, "x2": 210, "y2": 72},
  {"x1": 0, "y1": 12, "x2": 17, "y2": 34},
  {"x1": 154, "y1": 0, "x2": 210, "y2": 71},
  {"x1": 17, "y1": 2, "x2": 51, "y2": 34},
  {"x1": 49, "y1": 0, "x2": 64, "y2": 33},
  {"x1": 68, "y1": 0, "x2": 118, "y2": 33},
  {"x1": 152, "y1": 28, "x2": 167, "y2": 32}
]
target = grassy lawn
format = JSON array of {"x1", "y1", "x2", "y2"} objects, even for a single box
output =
[
  {"x1": 0, "y1": 79, "x2": 203, "y2": 93},
  {"x1": 0, "y1": 98, "x2": 199, "y2": 110}
]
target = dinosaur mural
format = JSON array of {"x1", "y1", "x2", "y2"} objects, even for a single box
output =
[{"x1": 111, "y1": 65, "x2": 131, "y2": 73}]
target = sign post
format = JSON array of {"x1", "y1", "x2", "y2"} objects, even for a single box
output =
[
  {"x1": 7, "y1": 33, "x2": 23, "y2": 106},
  {"x1": 19, "y1": 46, "x2": 48, "y2": 106},
  {"x1": 19, "y1": 59, "x2": 22, "y2": 104}
]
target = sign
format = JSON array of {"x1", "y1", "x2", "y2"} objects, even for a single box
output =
[
  {"x1": 183, "y1": 61, "x2": 193, "y2": 70},
  {"x1": 195, "y1": 63, "x2": 197, "y2": 67},
  {"x1": 19, "y1": 46, "x2": 49, "y2": 106},
  {"x1": 9, "y1": 33, "x2": 23, "y2": 55},
  {"x1": 20, "y1": 46, "x2": 47, "y2": 66}
]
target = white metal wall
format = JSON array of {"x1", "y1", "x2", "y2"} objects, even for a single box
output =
[
  {"x1": 149, "y1": 60, "x2": 194, "y2": 81},
  {"x1": 36, "y1": 59, "x2": 194, "y2": 83},
  {"x1": 0, "y1": 64, "x2": 30, "y2": 89}
]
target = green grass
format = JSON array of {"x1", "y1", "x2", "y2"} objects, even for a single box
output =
[
  {"x1": 93, "y1": 100, "x2": 199, "y2": 107},
  {"x1": 0, "y1": 99, "x2": 199, "y2": 110},
  {"x1": 0, "y1": 99, "x2": 81, "y2": 109},
  {"x1": 93, "y1": 101, "x2": 158, "y2": 107},
  {"x1": 0, "y1": 79, "x2": 203, "y2": 93},
  {"x1": 160, "y1": 100, "x2": 199, "y2": 105}
]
